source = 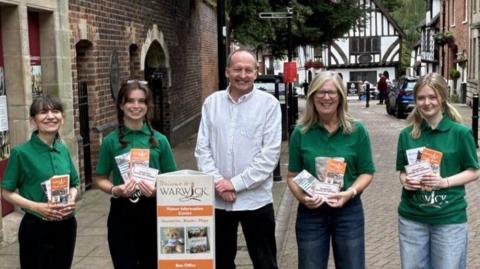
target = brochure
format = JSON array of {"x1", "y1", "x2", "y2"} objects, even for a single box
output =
[
  {"x1": 324, "y1": 159, "x2": 347, "y2": 187},
  {"x1": 406, "y1": 146, "x2": 425, "y2": 165},
  {"x1": 44, "y1": 175, "x2": 70, "y2": 204},
  {"x1": 292, "y1": 169, "x2": 340, "y2": 197},
  {"x1": 114, "y1": 152, "x2": 130, "y2": 182},
  {"x1": 131, "y1": 165, "x2": 158, "y2": 186},
  {"x1": 315, "y1": 157, "x2": 345, "y2": 188},
  {"x1": 420, "y1": 148, "x2": 442, "y2": 175},
  {"x1": 404, "y1": 161, "x2": 433, "y2": 182}
]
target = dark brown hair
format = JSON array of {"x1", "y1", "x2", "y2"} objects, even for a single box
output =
[
  {"x1": 30, "y1": 94, "x2": 64, "y2": 117},
  {"x1": 116, "y1": 80, "x2": 157, "y2": 148}
]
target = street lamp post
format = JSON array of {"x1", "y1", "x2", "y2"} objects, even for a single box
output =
[{"x1": 259, "y1": 9, "x2": 295, "y2": 182}]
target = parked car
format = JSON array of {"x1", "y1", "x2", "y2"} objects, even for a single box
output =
[
  {"x1": 254, "y1": 75, "x2": 286, "y2": 104},
  {"x1": 386, "y1": 76, "x2": 418, "y2": 118}
]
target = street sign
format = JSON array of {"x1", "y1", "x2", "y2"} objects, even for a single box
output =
[{"x1": 259, "y1": 12, "x2": 292, "y2": 19}]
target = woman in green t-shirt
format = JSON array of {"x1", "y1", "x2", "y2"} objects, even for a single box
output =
[
  {"x1": 1, "y1": 95, "x2": 80, "y2": 269},
  {"x1": 287, "y1": 71, "x2": 375, "y2": 269},
  {"x1": 95, "y1": 80, "x2": 177, "y2": 269},
  {"x1": 396, "y1": 72, "x2": 480, "y2": 269}
]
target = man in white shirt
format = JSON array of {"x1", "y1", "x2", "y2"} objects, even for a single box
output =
[{"x1": 195, "y1": 49, "x2": 282, "y2": 269}]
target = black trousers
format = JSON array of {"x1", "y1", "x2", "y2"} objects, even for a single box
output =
[
  {"x1": 19, "y1": 213, "x2": 77, "y2": 269},
  {"x1": 215, "y1": 203, "x2": 278, "y2": 269},
  {"x1": 107, "y1": 197, "x2": 157, "y2": 269}
]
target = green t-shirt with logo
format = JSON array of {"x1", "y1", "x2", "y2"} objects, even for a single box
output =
[
  {"x1": 288, "y1": 121, "x2": 375, "y2": 197},
  {"x1": 1, "y1": 132, "x2": 80, "y2": 218},
  {"x1": 95, "y1": 123, "x2": 177, "y2": 185},
  {"x1": 396, "y1": 115, "x2": 479, "y2": 224}
]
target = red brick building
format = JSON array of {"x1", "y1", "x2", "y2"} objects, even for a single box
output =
[
  {"x1": 69, "y1": 0, "x2": 218, "y2": 189},
  {"x1": 438, "y1": 0, "x2": 469, "y2": 98}
]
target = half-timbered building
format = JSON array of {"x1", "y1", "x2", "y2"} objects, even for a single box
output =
[{"x1": 322, "y1": 0, "x2": 405, "y2": 85}]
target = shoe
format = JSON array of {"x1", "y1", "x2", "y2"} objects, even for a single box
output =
[{"x1": 377, "y1": 102, "x2": 383, "y2": 105}]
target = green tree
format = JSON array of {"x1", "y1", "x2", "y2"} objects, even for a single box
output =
[
  {"x1": 227, "y1": 0, "x2": 366, "y2": 58},
  {"x1": 385, "y1": 0, "x2": 425, "y2": 74}
]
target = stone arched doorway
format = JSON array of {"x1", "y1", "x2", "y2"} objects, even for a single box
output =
[{"x1": 144, "y1": 41, "x2": 168, "y2": 133}]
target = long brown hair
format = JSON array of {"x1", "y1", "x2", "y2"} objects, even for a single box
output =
[{"x1": 116, "y1": 80, "x2": 158, "y2": 148}]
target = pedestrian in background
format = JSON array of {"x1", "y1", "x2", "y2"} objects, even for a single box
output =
[
  {"x1": 195, "y1": 49, "x2": 282, "y2": 269},
  {"x1": 95, "y1": 80, "x2": 177, "y2": 269},
  {"x1": 287, "y1": 71, "x2": 375, "y2": 269},
  {"x1": 1, "y1": 95, "x2": 79, "y2": 269},
  {"x1": 377, "y1": 72, "x2": 388, "y2": 105},
  {"x1": 396, "y1": 72, "x2": 480, "y2": 269}
]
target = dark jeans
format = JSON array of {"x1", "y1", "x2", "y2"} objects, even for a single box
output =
[
  {"x1": 19, "y1": 213, "x2": 77, "y2": 269},
  {"x1": 379, "y1": 90, "x2": 387, "y2": 103},
  {"x1": 215, "y1": 203, "x2": 278, "y2": 269},
  {"x1": 108, "y1": 197, "x2": 157, "y2": 269},
  {"x1": 296, "y1": 199, "x2": 365, "y2": 269}
]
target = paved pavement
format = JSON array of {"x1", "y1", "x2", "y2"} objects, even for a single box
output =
[{"x1": 2, "y1": 99, "x2": 480, "y2": 269}]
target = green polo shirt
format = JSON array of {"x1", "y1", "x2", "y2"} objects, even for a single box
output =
[
  {"x1": 288, "y1": 121, "x2": 375, "y2": 197},
  {"x1": 396, "y1": 115, "x2": 479, "y2": 224},
  {"x1": 1, "y1": 132, "x2": 80, "y2": 218},
  {"x1": 95, "y1": 123, "x2": 177, "y2": 185}
]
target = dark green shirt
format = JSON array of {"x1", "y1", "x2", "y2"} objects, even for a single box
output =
[
  {"x1": 288, "y1": 121, "x2": 375, "y2": 196},
  {"x1": 396, "y1": 115, "x2": 479, "y2": 224},
  {"x1": 95, "y1": 123, "x2": 177, "y2": 185},
  {"x1": 1, "y1": 132, "x2": 80, "y2": 217}
]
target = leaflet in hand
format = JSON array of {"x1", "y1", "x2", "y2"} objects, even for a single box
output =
[
  {"x1": 404, "y1": 161, "x2": 432, "y2": 182},
  {"x1": 315, "y1": 157, "x2": 345, "y2": 188},
  {"x1": 131, "y1": 165, "x2": 158, "y2": 186},
  {"x1": 41, "y1": 175, "x2": 70, "y2": 204},
  {"x1": 114, "y1": 152, "x2": 130, "y2": 182},
  {"x1": 406, "y1": 147, "x2": 425, "y2": 165},
  {"x1": 293, "y1": 170, "x2": 340, "y2": 197},
  {"x1": 420, "y1": 148, "x2": 442, "y2": 175},
  {"x1": 115, "y1": 148, "x2": 158, "y2": 184}
]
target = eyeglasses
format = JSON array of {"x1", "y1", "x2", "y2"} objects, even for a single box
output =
[
  {"x1": 314, "y1": 90, "x2": 338, "y2": 98},
  {"x1": 127, "y1": 79, "x2": 148, "y2": 85}
]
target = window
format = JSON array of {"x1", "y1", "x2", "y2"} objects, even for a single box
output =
[
  {"x1": 350, "y1": 37, "x2": 380, "y2": 54},
  {"x1": 350, "y1": 71, "x2": 377, "y2": 84},
  {"x1": 450, "y1": 0, "x2": 456, "y2": 26},
  {"x1": 464, "y1": 0, "x2": 467, "y2": 22}
]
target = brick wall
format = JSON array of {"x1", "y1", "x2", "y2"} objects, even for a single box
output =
[{"x1": 68, "y1": 0, "x2": 217, "y2": 184}]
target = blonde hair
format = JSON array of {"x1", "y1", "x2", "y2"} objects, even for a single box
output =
[
  {"x1": 407, "y1": 72, "x2": 463, "y2": 139},
  {"x1": 298, "y1": 71, "x2": 355, "y2": 133}
]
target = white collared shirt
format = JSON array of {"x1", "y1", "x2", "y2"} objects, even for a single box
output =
[{"x1": 195, "y1": 88, "x2": 282, "y2": 211}]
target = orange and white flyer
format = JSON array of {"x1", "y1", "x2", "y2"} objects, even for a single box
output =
[
  {"x1": 156, "y1": 170, "x2": 215, "y2": 269},
  {"x1": 130, "y1": 148, "x2": 149, "y2": 167},
  {"x1": 50, "y1": 175, "x2": 70, "y2": 204},
  {"x1": 324, "y1": 159, "x2": 347, "y2": 187},
  {"x1": 420, "y1": 148, "x2": 443, "y2": 175}
]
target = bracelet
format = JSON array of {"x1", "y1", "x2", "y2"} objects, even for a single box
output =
[
  {"x1": 110, "y1": 185, "x2": 119, "y2": 198},
  {"x1": 347, "y1": 187, "x2": 357, "y2": 198}
]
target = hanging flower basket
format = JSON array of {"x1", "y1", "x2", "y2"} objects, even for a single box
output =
[
  {"x1": 449, "y1": 68, "x2": 460, "y2": 80},
  {"x1": 434, "y1": 31, "x2": 454, "y2": 46}
]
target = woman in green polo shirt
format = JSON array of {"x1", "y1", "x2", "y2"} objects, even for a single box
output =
[
  {"x1": 287, "y1": 71, "x2": 375, "y2": 269},
  {"x1": 95, "y1": 80, "x2": 177, "y2": 269},
  {"x1": 396, "y1": 72, "x2": 480, "y2": 269},
  {"x1": 1, "y1": 95, "x2": 80, "y2": 269}
]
